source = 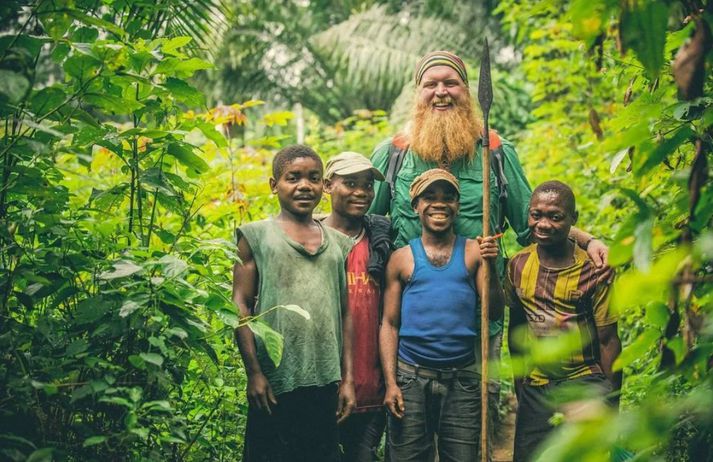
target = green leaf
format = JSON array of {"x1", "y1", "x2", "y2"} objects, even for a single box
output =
[
  {"x1": 128, "y1": 355, "x2": 145, "y2": 369},
  {"x1": 162, "y1": 36, "x2": 193, "y2": 56},
  {"x1": 82, "y1": 435, "x2": 107, "y2": 447},
  {"x1": 248, "y1": 320, "x2": 284, "y2": 367},
  {"x1": 162, "y1": 77, "x2": 205, "y2": 106},
  {"x1": 63, "y1": 54, "x2": 102, "y2": 81},
  {"x1": 166, "y1": 143, "x2": 209, "y2": 175},
  {"x1": 280, "y1": 304, "x2": 311, "y2": 320},
  {"x1": 613, "y1": 328, "x2": 660, "y2": 371},
  {"x1": 66, "y1": 339, "x2": 89, "y2": 356},
  {"x1": 139, "y1": 352, "x2": 164, "y2": 367},
  {"x1": 0, "y1": 70, "x2": 30, "y2": 104},
  {"x1": 159, "y1": 254, "x2": 188, "y2": 278},
  {"x1": 645, "y1": 302, "x2": 670, "y2": 329},
  {"x1": 26, "y1": 448, "x2": 53, "y2": 462},
  {"x1": 84, "y1": 93, "x2": 144, "y2": 115},
  {"x1": 632, "y1": 215, "x2": 653, "y2": 271},
  {"x1": 619, "y1": 2, "x2": 669, "y2": 79},
  {"x1": 262, "y1": 111, "x2": 294, "y2": 127},
  {"x1": 119, "y1": 300, "x2": 142, "y2": 317},
  {"x1": 195, "y1": 121, "x2": 227, "y2": 147},
  {"x1": 611, "y1": 248, "x2": 688, "y2": 313},
  {"x1": 568, "y1": 0, "x2": 612, "y2": 46},
  {"x1": 99, "y1": 261, "x2": 143, "y2": 280},
  {"x1": 636, "y1": 125, "x2": 694, "y2": 175},
  {"x1": 38, "y1": 5, "x2": 72, "y2": 40},
  {"x1": 154, "y1": 57, "x2": 212, "y2": 78},
  {"x1": 166, "y1": 327, "x2": 188, "y2": 340},
  {"x1": 666, "y1": 336, "x2": 687, "y2": 365},
  {"x1": 30, "y1": 87, "x2": 67, "y2": 118},
  {"x1": 67, "y1": 10, "x2": 126, "y2": 38}
]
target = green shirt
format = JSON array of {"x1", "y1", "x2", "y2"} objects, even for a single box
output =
[
  {"x1": 238, "y1": 219, "x2": 353, "y2": 396},
  {"x1": 368, "y1": 137, "x2": 533, "y2": 335}
]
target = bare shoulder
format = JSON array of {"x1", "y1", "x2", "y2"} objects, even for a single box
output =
[
  {"x1": 387, "y1": 246, "x2": 414, "y2": 280},
  {"x1": 463, "y1": 238, "x2": 480, "y2": 273},
  {"x1": 389, "y1": 246, "x2": 413, "y2": 268},
  {"x1": 236, "y1": 229, "x2": 255, "y2": 263}
]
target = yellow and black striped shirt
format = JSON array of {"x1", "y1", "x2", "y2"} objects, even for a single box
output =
[{"x1": 505, "y1": 244, "x2": 617, "y2": 385}]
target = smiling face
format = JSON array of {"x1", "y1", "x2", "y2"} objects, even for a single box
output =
[
  {"x1": 324, "y1": 171, "x2": 375, "y2": 220},
  {"x1": 413, "y1": 180, "x2": 460, "y2": 234},
  {"x1": 418, "y1": 65, "x2": 468, "y2": 111},
  {"x1": 528, "y1": 191, "x2": 578, "y2": 248},
  {"x1": 269, "y1": 156, "x2": 323, "y2": 218}
]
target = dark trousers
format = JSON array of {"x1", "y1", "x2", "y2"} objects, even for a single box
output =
[
  {"x1": 339, "y1": 410, "x2": 386, "y2": 462},
  {"x1": 513, "y1": 374, "x2": 613, "y2": 462},
  {"x1": 243, "y1": 384, "x2": 340, "y2": 462},
  {"x1": 388, "y1": 364, "x2": 481, "y2": 462}
]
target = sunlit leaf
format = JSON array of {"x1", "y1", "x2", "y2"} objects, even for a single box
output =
[
  {"x1": 26, "y1": 448, "x2": 53, "y2": 462},
  {"x1": 139, "y1": 352, "x2": 164, "y2": 367},
  {"x1": 166, "y1": 142, "x2": 209, "y2": 175},
  {"x1": 613, "y1": 328, "x2": 660, "y2": 371},
  {"x1": 119, "y1": 300, "x2": 142, "y2": 318},
  {"x1": 645, "y1": 302, "x2": 670, "y2": 330},
  {"x1": 99, "y1": 261, "x2": 143, "y2": 279},
  {"x1": 636, "y1": 125, "x2": 694, "y2": 176},
  {"x1": 82, "y1": 435, "x2": 108, "y2": 447},
  {"x1": 162, "y1": 77, "x2": 206, "y2": 106},
  {"x1": 248, "y1": 320, "x2": 284, "y2": 367}
]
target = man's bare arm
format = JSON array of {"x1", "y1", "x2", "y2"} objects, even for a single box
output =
[
  {"x1": 233, "y1": 236, "x2": 277, "y2": 413},
  {"x1": 598, "y1": 323, "x2": 622, "y2": 393},
  {"x1": 337, "y1": 277, "x2": 355, "y2": 423},
  {"x1": 380, "y1": 248, "x2": 406, "y2": 419},
  {"x1": 475, "y1": 236, "x2": 505, "y2": 321},
  {"x1": 569, "y1": 227, "x2": 612, "y2": 283}
]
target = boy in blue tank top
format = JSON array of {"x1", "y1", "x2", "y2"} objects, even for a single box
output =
[{"x1": 380, "y1": 168, "x2": 505, "y2": 461}]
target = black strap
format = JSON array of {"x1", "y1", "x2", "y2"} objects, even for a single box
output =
[
  {"x1": 490, "y1": 145, "x2": 509, "y2": 233},
  {"x1": 385, "y1": 142, "x2": 408, "y2": 204}
]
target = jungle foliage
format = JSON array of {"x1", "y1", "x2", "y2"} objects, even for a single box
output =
[{"x1": 0, "y1": 0, "x2": 712, "y2": 461}]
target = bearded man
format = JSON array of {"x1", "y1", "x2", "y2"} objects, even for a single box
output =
[{"x1": 368, "y1": 50, "x2": 611, "y2": 459}]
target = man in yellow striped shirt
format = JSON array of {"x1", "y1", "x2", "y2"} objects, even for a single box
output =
[{"x1": 506, "y1": 180, "x2": 621, "y2": 462}]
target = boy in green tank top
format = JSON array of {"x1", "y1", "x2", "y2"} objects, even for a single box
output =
[{"x1": 233, "y1": 145, "x2": 356, "y2": 462}]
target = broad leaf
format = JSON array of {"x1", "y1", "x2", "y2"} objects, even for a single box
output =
[
  {"x1": 63, "y1": 54, "x2": 102, "y2": 81},
  {"x1": 82, "y1": 436, "x2": 108, "y2": 447},
  {"x1": 613, "y1": 328, "x2": 660, "y2": 371},
  {"x1": 99, "y1": 261, "x2": 143, "y2": 279},
  {"x1": 139, "y1": 352, "x2": 164, "y2": 367},
  {"x1": 636, "y1": 125, "x2": 694, "y2": 176},
  {"x1": 248, "y1": 320, "x2": 284, "y2": 367},
  {"x1": 0, "y1": 70, "x2": 30, "y2": 103},
  {"x1": 166, "y1": 143, "x2": 209, "y2": 175},
  {"x1": 162, "y1": 77, "x2": 206, "y2": 106},
  {"x1": 620, "y1": 2, "x2": 669, "y2": 79}
]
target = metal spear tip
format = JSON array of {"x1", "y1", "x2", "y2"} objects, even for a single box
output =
[{"x1": 477, "y1": 37, "x2": 493, "y2": 115}]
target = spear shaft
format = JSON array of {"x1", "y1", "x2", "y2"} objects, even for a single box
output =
[{"x1": 477, "y1": 37, "x2": 493, "y2": 462}]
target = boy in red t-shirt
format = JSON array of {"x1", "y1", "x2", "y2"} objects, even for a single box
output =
[{"x1": 323, "y1": 152, "x2": 393, "y2": 462}]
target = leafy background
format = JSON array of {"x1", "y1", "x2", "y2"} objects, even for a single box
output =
[{"x1": 0, "y1": 0, "x2": 712, "y2": 461}]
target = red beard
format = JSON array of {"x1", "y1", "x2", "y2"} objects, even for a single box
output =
[{"x1": 409, "y1": 93, "x2": 482, "y2": 164}]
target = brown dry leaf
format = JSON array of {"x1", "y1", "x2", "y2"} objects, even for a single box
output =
[
  {"x1": 589, "y1": 107, "x2": 604, "y2": 140},
  {"x1": 689, "y1": 138, "x2": 709, "y2": 221},
  {"x1": 673, "y1": 19, "x2": 712, "y2": 100}
]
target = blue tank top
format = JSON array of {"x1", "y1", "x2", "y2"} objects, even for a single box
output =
[{"x1": 398, "y1": 235, "x2": 480, "y2": 367}]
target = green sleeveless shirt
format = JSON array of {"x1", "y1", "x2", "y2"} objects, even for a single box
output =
[{"x1": 238, "y1": 219, "x2": 353, "y2": 396}]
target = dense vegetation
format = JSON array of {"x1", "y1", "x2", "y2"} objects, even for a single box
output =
[{"x1": 0, "y1": 0, "x2": 711, "y2": 461}]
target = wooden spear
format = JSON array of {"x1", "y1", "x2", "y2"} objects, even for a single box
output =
[{"x1": 477, "y1": 37, "x2": 493, "y2": 462}]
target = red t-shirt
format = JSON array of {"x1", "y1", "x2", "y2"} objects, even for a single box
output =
[{"x1": 345, "y1": 234, "x2": 384, "y2": 412}]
